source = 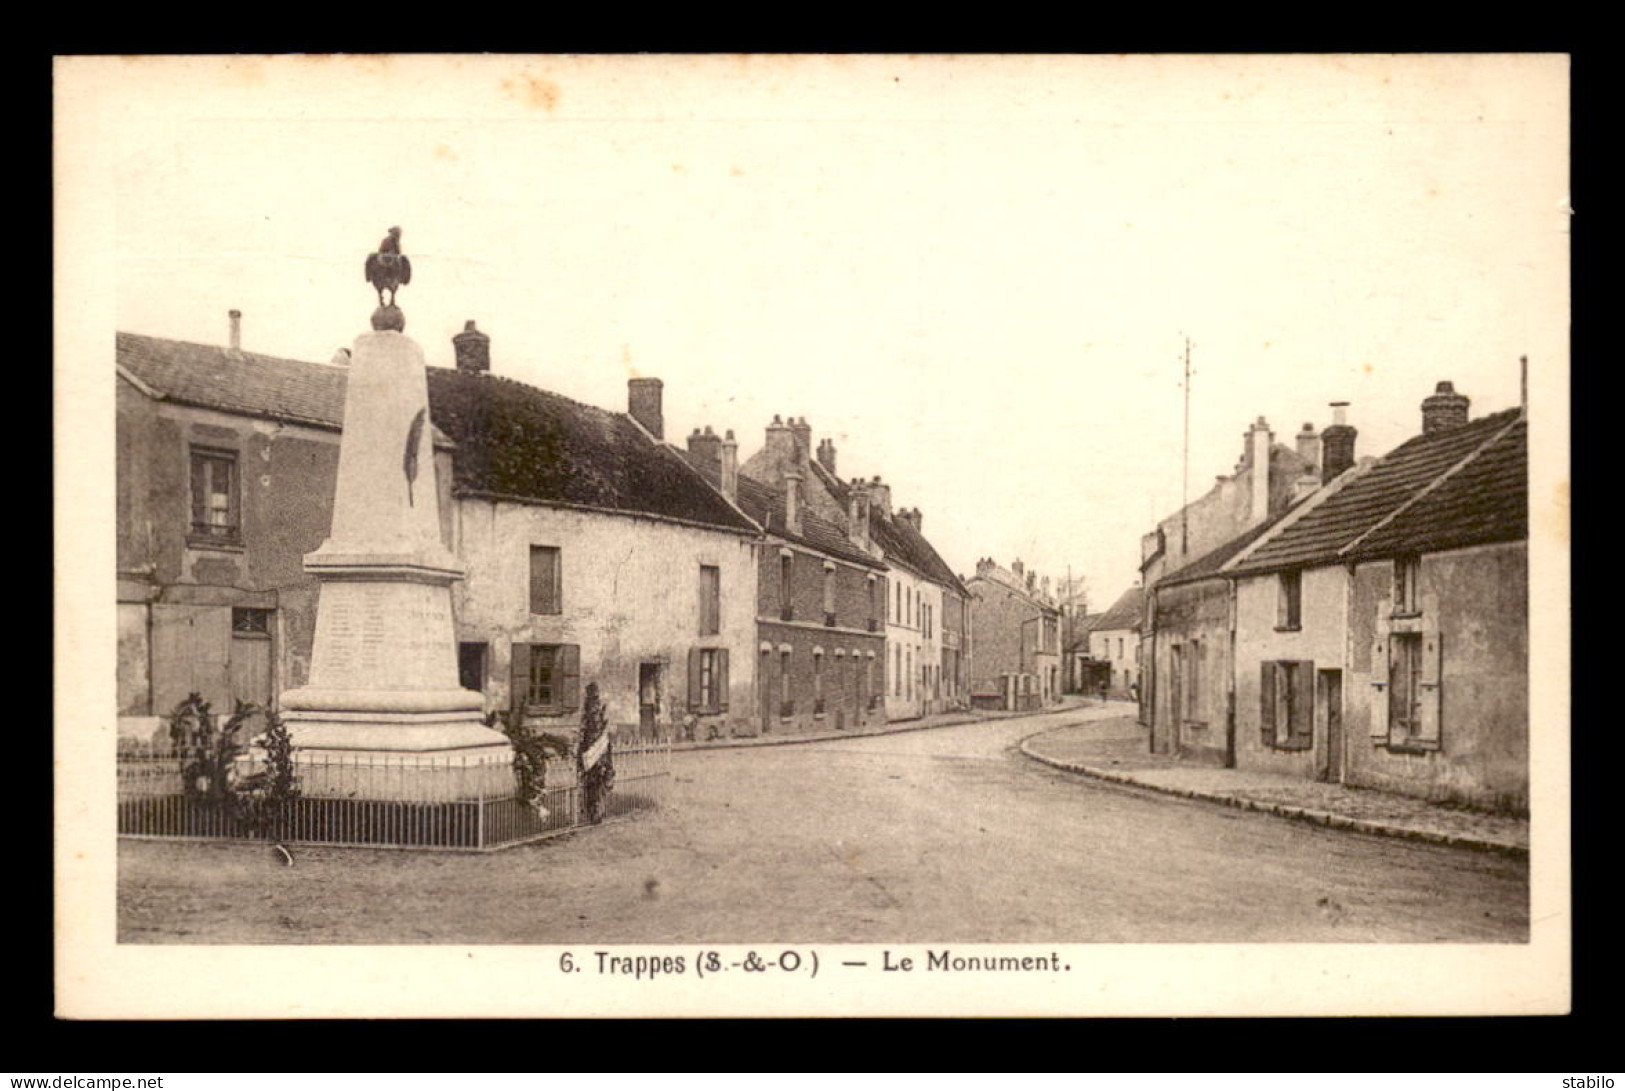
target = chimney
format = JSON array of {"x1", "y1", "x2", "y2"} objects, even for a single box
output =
[
  {"x1": 789, "y1": 416, "x2": 813, "y2": 464},
  {"x1": 628, "y1": 378, "x2": 664, "y2": 440},
  {"x1": 784, "y1": 467, "x2": 804, "y2": 535},
  {"x1": 719, "y1": 429, "x2": 739, "y2": 504},
  {"x1": 228, "y1": 309, "x2": 242, "y2": 352},
  {"x1": 1249, "y1": 416, "x2": 1273, "y2": 522},
  {"x1": 1295, "y1": 422, "x2": 1320, "y2": 468},
  {"x1": 764, "y1": 415, "x2": 797, "y2": 484},
  {"x1": 1291, "y1": 472, "x2": 1321, "y2": 503},
  {"x1": 817, "y1": 437, "x2": 837, "y2": 476},
  {"x1": 1421, "y1": 381, "x2": 1470, "y2": 434},
  {"x1": 453, "y1": 320, "x2": 491, "y2": 373},
  {"x1": 847, "y1": 478, "x2": 872, "y2": 549},
  {"x1": 686, "y1": 426, "x2": 722, "y2": 485},
  {"x1": 1012, "y1": 559, "x2": 1025, "y2": 579},
  {"x1": 976, "y1": 557, "x2": 996, "y2": 579},
  {"x1": 868, "y1": 475, "x2": 892, "y2": 518},
  {"x1": 1321, "y1": 402, "x2": 1358, "y2": 483}
]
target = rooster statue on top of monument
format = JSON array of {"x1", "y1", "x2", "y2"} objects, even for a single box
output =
[{"x1": 365, "y1": 227, "x2": 413, "y2": 332}]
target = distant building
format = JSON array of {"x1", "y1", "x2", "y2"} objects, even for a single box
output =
[
  {"x1": 1086, "y1": 587, "x2": 1144, "y2": 700},
  {"x1": 965, "y1": 559, "x2": 1061, "y2": 710}
]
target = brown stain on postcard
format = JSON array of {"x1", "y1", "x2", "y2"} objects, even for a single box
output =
[{"x1": 501, "y1": 73, "x2": 561, "y2": 112}]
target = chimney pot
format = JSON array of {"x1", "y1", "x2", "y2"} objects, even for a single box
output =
[
  {"x1": 628, "y1": 377, "x2": 664, "y2": 440},
  {"x1": 452, "y1": 320, "x2": 491, "y2": 374},
  {"x1": 686, "y1": 426, "x2": 723, "y2": 486}
]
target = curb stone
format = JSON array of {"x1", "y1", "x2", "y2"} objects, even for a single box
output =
[
  {"x1": 1016, "y1": 735, "x2": 1528, "y2": 860},
  {"x1": 669, "y1": 699, "x2": 1104, "y2": 754}
]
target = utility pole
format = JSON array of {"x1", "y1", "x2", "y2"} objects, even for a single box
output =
[{"x1": 1181, "y1": 334, "x2": 1193, "y2": 557}]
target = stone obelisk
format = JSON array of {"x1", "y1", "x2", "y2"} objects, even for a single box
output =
[{"x1": 278, "y1": 231, "x2": 513, "y2": 800}]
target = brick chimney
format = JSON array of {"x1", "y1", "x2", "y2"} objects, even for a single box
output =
[
  {"x1": 1321, "y1": 402, "x2": 1357, "y2": 483},
  {"x1": 1248, "y1": 416, "x2": 1273, "y2": 522},
  {"x1": 719, "y1": 429, "x2": 739, "y2": 504},
  {"x1": 228, "y1": 309, "x2": 242, "y2": 352},
  {"x1": 976, "y1": 557, "x2": 996, "y2": 579},
  {"x1": 789, "y1": 416, "x2": 813, "y2": 464},
  {"x1": 868, "y1": 475, "x2": 892, "y2": 518},
  {"x1": 899, "y1": 507, "x2": 922, "y2": 532},
  {"x1": 1422, "y1": 381, "x2": 1470, "y2": 434},
  {"x1": 1295, "y1": 422, "x2": 1320, "y2": 468},
  {"x1": 847, "y1": 478, "x2": 872, "y2": 549},
  {"x1": 764, "y1": 415, "x2": 797, "y2": 484},
  {"x1": 686, "y1": 426, "x2": 722, "y2": 485},
  {"x1": 628, "y1": 378, "x2": 664, "y2": 440},
  {"x1": 453, "y1": 320, "x2": 490, "y2": 374},
  {"x1": 817, "y1": 437, "x2": 838, "y2": 475}
]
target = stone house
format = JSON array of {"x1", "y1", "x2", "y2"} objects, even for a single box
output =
[
  {"x1": 116, "y1": 318, "x2": 761, "y2": 743},
  {"x1": 1086, "y1": 587, "x2": 1144, "y2": 701},
  {"x1": 1137, "y1": 412, "x2": 1330, "y2": 734},
  {"x1": 687, "y1": 425, "x2": 886, "y2": 735},
  {"x1": 965, "y1": 559, "x2": 1061, "y2": 710},
  {"x1": 1222, "y1": 385, "x2": 1527, "y2": 812}
]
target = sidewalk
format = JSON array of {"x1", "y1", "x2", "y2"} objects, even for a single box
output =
[
  {"x1": 669, "y1": 695, "x2": 1096, "y2": 753},
  {"x1": 1020, "y1": 715, "x2": 1529, "y2": 858}
]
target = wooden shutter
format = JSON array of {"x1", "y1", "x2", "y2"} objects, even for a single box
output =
[
  {"x1": 688, "y1": 647, "x2": 702, "y2": 711},
  {"x1": 1369, "y1": 635, "x2": 1390, "y2": 738},
  {"x1": 1418, "y1": 631, "x2": 1443, "y2": 744},
  {"x1": 1293, "y1": 660, "x2": 1315, "y2": 741},
  {"x1": 559, "y1": 644, "x2": 581, "y2": 710},
  {"x1": 717, "y1": 650, "x2": 730, "y2": 712},
  {"x1": 1259, "y1": 661, "x2": 1278, "y2": 745},
  {"x1": 509, "y1": 642, "x2": 531, "y2": 714}
]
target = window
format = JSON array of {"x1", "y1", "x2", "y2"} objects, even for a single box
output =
[
  {"x1": 780, "y1": 554, "x2": 794, "y2": 621},
  {"x1": 1260, "y1": 659, "x2": 1313, "y2": 749},
  {"x1": 893, "y1": 644, "x2": 901, "y2": 696},
  {"x1": 689, "y1": 647, "x2": 729, "y2": 713},
  {"x1": 699, "y1": 565, "x2": 721, "y2": 635},
  {"x1": 530, "y1": 546, "x2": 561, "y2": 615},
  {"x1": 231, "y1": 607, "x2": 272, "y2": 636},
  {"x1": 1372, "y1": 630, "x2": 1441, "y2": 749},
  {"x1": 823, "y1": 565, "x2": 837, "y2": 627},
  {"x1": 906, "y1": 647, "x2": 914, "y2": 700},
  {"x1": 867, "y1": 577, "x2": 879, "y2": 632},
  {"x1": 1277, "y1": 571, "x2": 1302, "y2": 629},
  {"x1": 511, "y1": 643, "x2": 580, "y2": 714},
  {"x1": 1394, "y1": 555, "x2": 1421, "y2": 616},
  {"x1": 813, "y1": 650, "x2": 825, "y2": 713},
  {"x1": 895, "y1": 582, "x2": 901, "y2": 623},
  {"x1": 1184, "y1": 640, "x2": 1203, "y2": 722},
  {"x1": 1388, "y1": 633, "x2": 1425, "y2": 742},
  {"x1": 780, "y1": 650, "x2": 793, "y2": 714},
  {"x1": 189, "y1": 447, "x2": 240, "y2": 543}
]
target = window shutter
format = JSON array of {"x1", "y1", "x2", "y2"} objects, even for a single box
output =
[
  {"x1": 189, "y1": 454, "x2": 207, "y2": 527},
  {"x1": 1259, "y1": 661, "x2": 1277, "y2": 745},
  {"x1": 688, "y1": 647, "x2": 702, "y2": 712},
  {"x1": 509, "y1": 643, "x2": 531, "y2": 714},
  {"x1": 1293, "y1": 660, "x2": 1315, "y2": 739},
  {"x1": 717, "y1": 650, "x2": 730, "y2": 712},
  {"x1": 1369, "y1": 636, "x2": 1390, "y2": 738},
  {"x1": 1418, "y1": 631, "x2": 1442, "y2": 744},
  {"x1": 560, "y1": 644, "x2": 581, "y2": 710}
]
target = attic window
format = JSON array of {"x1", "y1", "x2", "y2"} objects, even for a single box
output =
[
  {"x1": 1393, "y1": 555, "x2": 1421, "y2": 616},
  {"x1": 1276, "y1": 571, "x2": 1302, "y2": 630}
]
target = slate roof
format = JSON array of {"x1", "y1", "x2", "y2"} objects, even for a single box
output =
[
  {"x1": 1091, "y1": 586, "x2": 1145, "y2": 633},
  {"x1": 1230, "y1": 408, "x2": 1525, "y2": 575},
  {"x1": 734, "y1": 475, "x2": 885, "y2": 569},
  {"x1": 118, "y1": 331, "x2": 757, "y2": 535}
]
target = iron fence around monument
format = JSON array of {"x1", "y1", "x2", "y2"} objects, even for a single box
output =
[{"x1": 115, "y1": 736, "x2": 671, "y2": 852}]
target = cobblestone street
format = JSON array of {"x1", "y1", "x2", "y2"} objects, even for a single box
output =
[{"x1": 119, "y1": 704, "x2": 1528, "y2": 945}]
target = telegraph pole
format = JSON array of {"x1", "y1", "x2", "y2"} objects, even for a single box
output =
[{"x1": 1181, "y1": 335, "x2": 1193, "y2": 557}]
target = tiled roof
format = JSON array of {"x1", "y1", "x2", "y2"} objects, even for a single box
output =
[
  {"x1": 1091, "y1": 586, "x2": 1144, "y2": 632},
  {"x1": 425, "y1": 368, "x2": 756, "y2": 532},
  {"x1": 869, "y1": 509, "x2": 967, "y2": 595},
  {"x1": 119, "y1": 332, "x2": 350, "y2": 430},
  {"x1": 734, "y1": 476, "x2": 884, "y2": 569},
  {"x1": 118, "y1": 331, "x2": 756, "y2": 534},
  {"x1": 1158, "y1": 502, "x2": 1305, "y2": 589},
  {"x1": 1231, "y1": 408, "x2": 1525, "y2": 574}
]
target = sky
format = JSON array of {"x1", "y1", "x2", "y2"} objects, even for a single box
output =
[{"x1": 78, "y1": 54, "x2": 1569, "y2": 609}]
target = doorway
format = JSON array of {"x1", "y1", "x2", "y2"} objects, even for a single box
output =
[
  {"x1": 760, "y1": 648, "x2": 774, "y2": 734},
  {"x1": 1319, "y1": 669, "x2": 1343, "y2": 782},
  {"x1": 638, "y1": 662, "x2": 663, "y2": 741}
]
